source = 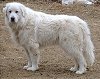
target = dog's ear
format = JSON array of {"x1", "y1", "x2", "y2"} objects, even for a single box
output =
[
  {"x1": 3, "y1": 3, "x2": 10, "y2": 16},
  {"x1": 3, "y1": 6, "x2": 6, "y2": 13},
  {"x1": 3, "y1": 5, "x2": 7, "y2": 15},
  {"x1": 20, "y1": 4, "x2": 26, "y2": 17}
]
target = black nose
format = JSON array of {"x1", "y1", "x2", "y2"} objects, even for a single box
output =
[{"x1": 11, "y1": 17, "x2": 15, "y2": 22}]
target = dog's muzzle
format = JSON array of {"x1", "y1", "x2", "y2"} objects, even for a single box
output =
[{"x1": 11, "y1": 17, "x2": 15, "y2": 22}]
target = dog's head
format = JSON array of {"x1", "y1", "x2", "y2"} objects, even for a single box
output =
[{"x1": 3, "y1": 2, "x2": 26, "y2": 23}]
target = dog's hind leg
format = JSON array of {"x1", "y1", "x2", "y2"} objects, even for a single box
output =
[
  {"x1": 61, "y1": 44, "x2": 87, "y2": 74},
  {"x1": 74, "y1": 52, "x2": 87, "y2": 74},
  {"x1": 60, "y1": 42, "x2": 87, "y2": 74},
  {"x1": 59, "y1": 32, "x2": 87, "y2": 74},
  {"x1": 69, "y1": 51, "x2": 87, "y2": 74}
]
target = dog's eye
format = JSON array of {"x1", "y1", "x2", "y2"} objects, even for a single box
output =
[
  {"x1": 15, "y1": 11, "x2": 18, "y2": 13},
  {"x1": 9, "y1": 11, "x2": 11, "y2": 13}
]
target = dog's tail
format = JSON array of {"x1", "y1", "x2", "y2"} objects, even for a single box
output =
[{"x1": 82, "y1": 21, "x2": 95, "y2": 66}]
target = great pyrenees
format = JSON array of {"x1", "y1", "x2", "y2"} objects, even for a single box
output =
[{"x1": 3, "y1": 2, "x2": 95, "y2": 74}]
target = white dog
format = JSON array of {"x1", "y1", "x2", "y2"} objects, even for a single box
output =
[
  {"x1": 3, "y1": 2, "x2": 95, "y2": 74},
  {"x1": 60, "y1": 0, "x2": 94, "y2": 5}
]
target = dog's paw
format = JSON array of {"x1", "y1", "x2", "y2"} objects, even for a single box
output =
[
  {"x1": 70, "y1": 67, "x2": 78, "y2": 72},
  {"x1": 76, "y1": 70, "x2": 84, "y2": 74},
  {"x1": 76, "y1": 69, "x2": 86, "y2": 74},
  {"x1": 27, "y1": 67, "x2": 38, "y2": 71},
  {"x1": 23, "y1": 65, "x2": 30, "y2": 69}
]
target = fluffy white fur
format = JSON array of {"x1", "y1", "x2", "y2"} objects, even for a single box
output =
[{"x1": 3, "y1": 2, "x2": 95, "y2": 74}]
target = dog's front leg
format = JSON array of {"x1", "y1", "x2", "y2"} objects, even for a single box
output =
[
  {"x1": 23, "y1": 48, "x2": 32, "y2": 70},
  {"x1": 26, "y1": 42, "x2": 40, "y2": 71}
]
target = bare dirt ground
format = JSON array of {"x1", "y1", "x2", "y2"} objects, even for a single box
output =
[{"x1": 0, "y1": 1, "x2": 100, "y2": 79}]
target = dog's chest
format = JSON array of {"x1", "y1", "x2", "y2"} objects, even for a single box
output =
[{"x1": 14, "y1": 30, "x2": 28, "y2": 45}]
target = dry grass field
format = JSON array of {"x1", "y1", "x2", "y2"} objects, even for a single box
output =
[{"x1": 0, "y1": 1, "x2": 100, "y2": 79}]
